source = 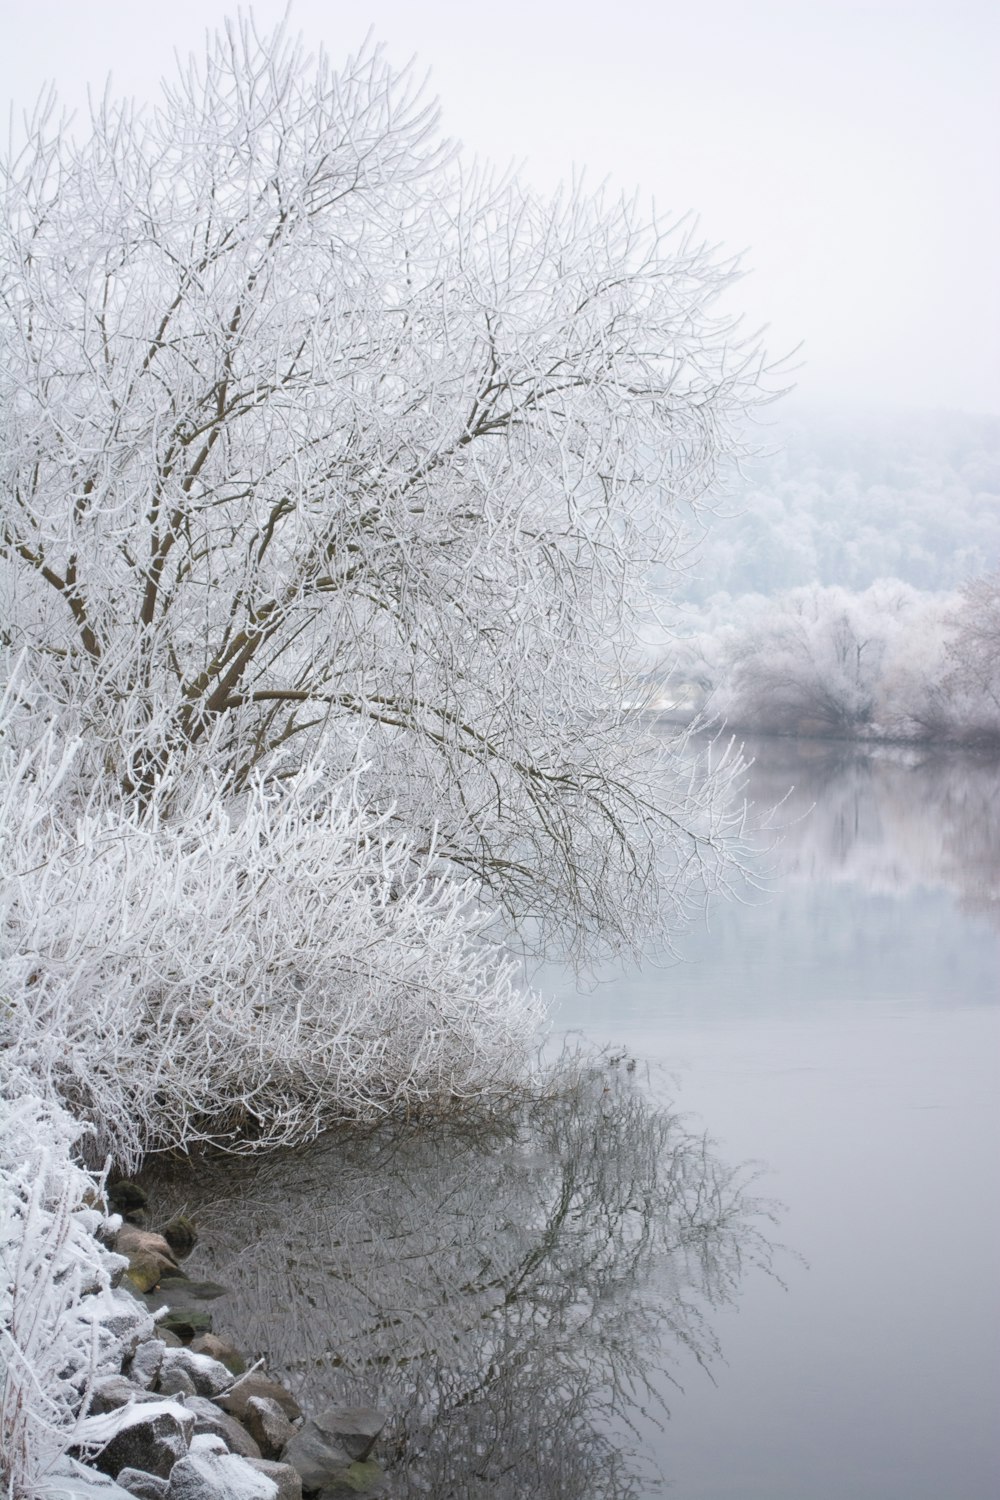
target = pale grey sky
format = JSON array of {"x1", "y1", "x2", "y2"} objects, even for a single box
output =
[{"x1": 3, "y1": 0, "x2": 997, "y2": 414}]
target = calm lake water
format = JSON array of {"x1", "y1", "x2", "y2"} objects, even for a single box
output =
[
  {"x1": 549, "y1": 739, "x2": 1000, "y2": 1499},
  {"x1": 148, "y1": 739, "x2": 1000, "y2": 1499}
]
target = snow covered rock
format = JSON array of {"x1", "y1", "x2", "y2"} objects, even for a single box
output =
[
  {"x1": 35, "y1": 1456, "x2": 142, "y2": 1499},
  {"x1": 157, "y1": 1364, "x2": 198, "y2": 1398},
  {"x1": 115, "y1": 1468, "x2": 170, "y2": 1498},
  {"x1": 166, "y1": 1451, "x2": 279, "y2": 1500},
  {"x1": 78, "y1": 1398, "x2": 194, "y2": 1479},
  {"x1": 189, "y1": 1332, "x2": 245, "y2": 1374},
  {"x1": 73, "y1": 1285, "x2": 157, "y2": 1373},
  {"x1": 158, "y1": 1346, "x2": 233, "y2": 1397},
  {"x1": 87, "y1": 1375, "x2": 166, "y2": 1415},
  {"x1": 243, "y1": 1395, "x2": 296, "y2": 1459},
  {"x1": 189, "y1": 1434, "x2": 229, "y2": 1455},
  {"x1": 242, "y1": 1459, "x2": 303, "y2": 1500},
  {"x1": 216, "y1": 1371, "x2": 302, "y2": 1424},
  {"x1": 127, "y1": 1338, "x2": 167, "y2": 1390},
  {"x1": 183, "y1": 1394, "x2": 263, "y2": 1459}
]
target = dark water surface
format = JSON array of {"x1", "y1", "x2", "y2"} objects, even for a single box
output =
[{"x1": 148, "y1": 741, "x2": 1000, "y2": 1498}]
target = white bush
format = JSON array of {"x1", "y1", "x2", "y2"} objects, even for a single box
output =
[{"x1": 0, "y1": 712, "x2": 542, "y2": 1171}]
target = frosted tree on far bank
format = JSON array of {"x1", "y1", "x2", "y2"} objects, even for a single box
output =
[{"x1": 919, "y1": 570, "x2": 1000, "y2": 746}]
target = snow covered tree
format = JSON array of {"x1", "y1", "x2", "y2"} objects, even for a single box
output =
[
  {"x1": 1, "y1": 17, "x2": 764, "y2": 970},
  {"x1": 659, "y1": 580, "x2": 955, "y2": 742},
  {"x1": 936, "y1": 571, "x2": 1000, "y2": 746},
  {"x1": 713, "y1": 584, "x2": 892, "y2": 735},
  {"x1": 1, "y1": 14, "x2": 767, "y2": 1153}
]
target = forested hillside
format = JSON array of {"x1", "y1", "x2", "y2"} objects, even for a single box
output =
[
  {"x1": 646, "y1": 407, "x2": 1000, "y2": 746},
  {"x1": 677, "y1": 406, "x2": 1000, "y2": 602}
]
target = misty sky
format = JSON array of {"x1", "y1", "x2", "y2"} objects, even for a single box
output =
[{"x1": 3, "y1": 0, "x2": 997, "y2": 415}]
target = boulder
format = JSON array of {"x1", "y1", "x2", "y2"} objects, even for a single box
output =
[
  {"x1": 116, "y1": 1228, "x2": 181, "y2": 1293},
  {"x1": 115, "y1": 1469, "x2": 170, "y2": 1499},
  {"x1": 155, "y1": 1273, "x2": 228, "y2": 1302},
  {"x1": 157, "y1": 1364, "x2": 198, "y2": 1398},
  {"x1": 160, "y1": 1215, "x2": 198, "y2": 1258},
  {"x1": 126, "y1": 1249, "x2": 178, "y2": 1294},
  {"x1": 77, "y1": 1286, "x2": 156, "y2": 1361},
  {"x1": 128, "y1": 1338, "x2": 167, "y2": 1390},
  {"x1": 159, "y1": 1347, "x2": 232, "y2": 1397},
  {"x1": 166, "y1": 1451, "x2": 278, "y2": 1500},
  {"x1": 216, "y1": 1372, "x2": 302, "y2": 1425},
  {"x1": 86, "y1": 1375, "x2": 166, "y2": 1415},
  {"x1": 108, "y1": 1180, "x2": 148, "y2": 1215},
  {"x1": 278, "y1": 1421, "x2": 351, "y2": 1491},
  {"x1": 79, "y1": 1398, "x2": 194, "y2": 1480},
  {"x1": 155, "y1": 1306, "x2": 214, "y2": 1343},
  {"x1": 190, "y1": 1332, "x2": 246, "y2": 1375},
  {"x1": 116, "y1": 1227, "x2": 179, "y2": 1266},
  {"x1": 243, "y1": 1460, "x2": 302, "y2": 1500},
  {"x1": 189, "y1": 1433, "x2": 229, "y2": 1456},
  {"x1": 311, "y1": 1408, "x2": 385, "y2": 1463},
  {"x1": 87, "y1": 1374, "x2": 134, "y2": 1413},
  {"x1": 184, "y1": 1394, "x2": 263, "y2": 1460},
  {"x1": 313, "y1": 1460, "x2": 388, "y2": 1499},
  {"x1": 243, "y1": 1396, "x2": 296, "y2": 1460}
]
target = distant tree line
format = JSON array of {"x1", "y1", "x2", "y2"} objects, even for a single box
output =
[{"x1": 653, "y1": 573, "x2": 1000, "y2": 748}]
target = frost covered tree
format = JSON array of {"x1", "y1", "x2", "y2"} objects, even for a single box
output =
[
  {"x1": 657, "y1": 580, "x2": 958, "y2": 742},
  {"x1": 0, "y1": 1064, "x2": 129, "y2": 1498},
  {"x1": 936, "y1": 571, "x2": 1000, "y2": 745},
  {"x1": 710, "y1": 584, "x2": 898, "y2": 735},
  {"x1": 1, "y1": 17, "x2": 765, "y2": 1152}
]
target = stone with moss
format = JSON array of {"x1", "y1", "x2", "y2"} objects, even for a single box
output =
[{"x1": 160, "y1": 1213, "x2": 198, "y2": 1257}]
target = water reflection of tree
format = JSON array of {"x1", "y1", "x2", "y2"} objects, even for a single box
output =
[
  {"x1": 742, "y1": 738, "x2": 1000, "y2": 920},
  {"x1": 148, "y1": 1063, "x2": 779, "y2": 1498}
]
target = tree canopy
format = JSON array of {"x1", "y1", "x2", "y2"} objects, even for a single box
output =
[{"x1": 1, "y1": 19, "x2": 767, "y2": 958}]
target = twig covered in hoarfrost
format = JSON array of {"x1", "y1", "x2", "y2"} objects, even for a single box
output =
[{"x1": 0, "y1": 1063, "x2": 128, "y2": 1499}]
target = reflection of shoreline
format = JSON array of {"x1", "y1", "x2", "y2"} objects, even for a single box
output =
[
  {"x1": 731, "y1": 737, "x2": 1000, "y2": 919},
  {"x1": 144, "y1": 1064, "x2": 780, "y2": 1500},
  {"x1": 644, "y1": 706, "x2": 1000, "y2": 756}
]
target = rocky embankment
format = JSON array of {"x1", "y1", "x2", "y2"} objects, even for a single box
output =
[{"x1": 62, "y1": 1183, "x2": 390, "y2": 1500}]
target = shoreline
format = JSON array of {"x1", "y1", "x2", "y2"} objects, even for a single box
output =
[{"x1": 62, "y1": 1180, "x2": 392, "y2": 1500}]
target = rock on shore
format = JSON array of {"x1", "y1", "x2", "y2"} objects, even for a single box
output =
[{"x1": 66, "y1": 1204, "x2": 390, "y2": 1500}]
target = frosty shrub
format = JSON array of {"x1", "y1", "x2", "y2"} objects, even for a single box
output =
[
  {"x1": 0, "y1": 1061, "x2": 125, "y2": 1497},
  {"x1": 0, "y1": 706, "x2": 542, "y2": 1170}
]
